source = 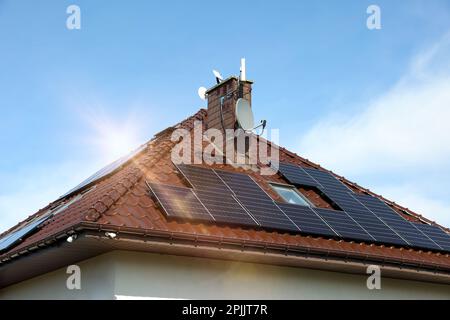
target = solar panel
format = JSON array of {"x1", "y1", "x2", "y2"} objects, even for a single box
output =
[
  {"x1": 176, "y1": 164, "x2": 259, "y2": 227},
  {"x1": 354, "y1": 194, "x2": 442, "y2": 251},
  {"x1": 303, "y1": 167, "x2": 352, "y2": 194},
  {"x1": 0, "y1": 214, "x2": 51, "y2": 252},
  {"x1": 314, "y1": 208, "x2": 374, "y2": 242},
  {"x1": 60, "y1": 143, "x2": 147, "y2": 199},
  {"x1": 278, "y1": 163, "x2": 411, "y2": 246},
  {"x1": 176, "y1": 164, "x2": 229, "y2": 193},
  {"x1": 147, "y1": 183, "x2": 214, "y2": 222},
  {"x1": 195, "y1": 189, "x2": 259, "y2": 227},
  {"x1": 412, "y1": 223, "x2": 450, "y2": 252},
  {"x1": 342, "y1": 193, "x2": 409, "y2": 246},
  {"x1": 215, "y1": 169, "x2": 300, "y2": 232},
  {"x1": 276, "y1": 203, "x2": 338, "y2": 237},
  {"x1": 278, "y1": 163, "x2": 321, "y2": 187},
  {"x1": 317, "y1": 189, "x2": 407, "y2": 246}
]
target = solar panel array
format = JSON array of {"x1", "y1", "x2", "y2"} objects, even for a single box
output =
[
  {"x1": 354, "y1": 194, "x2": 441, "y2": 250},
  {"x1": 176, "y1": 164, "x2": 258, "y2": 226},
  {"x1": 313, "y1": 208, "x2": 374, "y2": 242},
  {"x1": 278, "y1": 163, "x2": 320, "y2": 188},
  {"x1": 177, "y1": 164, "x2": 229, "y2": 193},
  {"x1": 278, "y1": 163, "x2": 450, "y2": 252},
  {"x1": 413, "y1": 223, "x2": 450, "y2": 251},
  {"x1": 0, "y1": 215, "x2": 51, "y2": 252},
  {"x1": 195, "y1": 189, "x2": 258, "y2": 226},
  {"x1": 301, "y1": 168, "x2": 408, "y2": 246},
  {"x1": 214, "y1": 170, "x2": 299, "y2": 232},
  {"x1": 277, "y1": 204, "x2": 337, "y2": 237},
  {"x1": 150, "y1": 164, "x2": 340, "y2": 235},
  {"x1": 147, "y1": 163, "x2": 450, "y2": 253},
  {"x1": 0, "y1": 193, "x2": 87, "y2": 252},
  {"x1": 60, "y1": 143, "x2": 147, "y2": 199},
  {"x1": 148, "y1": 183, "x2": 213, "y2": 222},
  {"x1": 5, "y1": 155, "x2": 449, "y2": 255}
]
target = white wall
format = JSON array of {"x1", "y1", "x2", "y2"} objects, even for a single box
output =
[
  {"x1": 0, "y1": 252, "x2": 116, "y2": 300},
  {"x1": 1, "y1": 250, "x2": 449, "y2": 299},
  {"x1": 112, "y1": 251, "x2": 450, "y2": 300}
]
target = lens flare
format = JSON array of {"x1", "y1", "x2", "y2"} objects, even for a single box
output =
[{"x1": 83, "y1": 109, "x2": 144, "y2": 164}]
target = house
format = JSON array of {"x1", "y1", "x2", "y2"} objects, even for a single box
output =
[{"x1": 0, "y1": 70, "x2": 449, "y2": 300}]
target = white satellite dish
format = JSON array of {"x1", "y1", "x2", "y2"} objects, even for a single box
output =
[
  {"x1": 235, "y1": 98, "x2": 254, "y2": 131},
  {"x1": 198, "y1": 86, "x2": 207, "y2": 100},
  {"x1": 212, "y1": 69, "x2": 223, "y2": 83}
]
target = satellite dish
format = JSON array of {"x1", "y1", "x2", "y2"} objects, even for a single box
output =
[
  {"x1": 198, "y1": 86, "x2": 207, "y2": 100},
  {"x1": 212, "y1": 70, "x2": 223, "y2": 84},
  {"x1": 235, "y1": 98, "x2": 254, "y2": 131}
]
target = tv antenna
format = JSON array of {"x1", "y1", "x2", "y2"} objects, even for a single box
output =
[
  {"x1": 240, "y1": 58, "x2": 246, "y2": 81},
  {"x1": 212, "y1": 70, "x2": 223, "y2": 84}
]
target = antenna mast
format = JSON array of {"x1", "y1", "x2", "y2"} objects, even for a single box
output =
[{"x1": 240, "y1": 58, "x2": 246, "y2": 81}]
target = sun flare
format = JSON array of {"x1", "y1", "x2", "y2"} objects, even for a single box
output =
[{"x1": 85, "y1": 110, "x2": 144, "y2": 164}]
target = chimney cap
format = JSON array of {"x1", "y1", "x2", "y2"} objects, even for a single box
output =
[{"x1": 205, "y1": 76, "x2": 253, "y2": 94}]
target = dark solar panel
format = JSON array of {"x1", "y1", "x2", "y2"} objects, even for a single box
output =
[
  {"x1": 354, "y1": 194, "x2": 442, "y2": 251},
  {"x1": 176, "y1": 164, "x2": 259, "y2": 227},
  {"x1": 413, "y1": 223, "x2": 450, "y2": 252},
  {"x1": 0, "y1": 214, "x2": 51, "y2": 252},
  {"x1": 176, "y1": 164, "x2": 229, "y2": 193},
  {"x1": 344, "y1": 194, "x2": 408, "y2": 246},
  {"x1": 277, "y1": 203, "x2": 338, "y2": 237},
  {"x1": 215, "y1": 169, "x2": 300, "y2": 232},
  {"x1": 278, "y1": 163, "x2": 320, "y2": 187},
  {"x1": 314, "y1": 208, "x2": 374, "y2": 242},
  {"x1": 321, "y1": 190, "x2": 407, "y2": 246},
  {"x1": 148, "y1": 183, "x2": 214, "y2": 222},
  {"x1": 60, "y1": 144, "x2": 147, "y2": 199},
  {"x1": 195, "y1": 189, "x2": 258, "y2": 227},
  {"x1": 279, "y1": 164, "x2": 409, "y2": 246},
  {"x1": 303, "y1": 167, "x2": 352, "y2": 194}
]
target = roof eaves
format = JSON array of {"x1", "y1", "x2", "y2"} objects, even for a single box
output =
[{"x1": 3, "y1": 223, "x2": 449, "y2": 285}]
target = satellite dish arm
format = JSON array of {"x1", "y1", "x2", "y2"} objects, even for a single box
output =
[{"x1": 245, "y1": 120, "x2": 267, "y2": 136}]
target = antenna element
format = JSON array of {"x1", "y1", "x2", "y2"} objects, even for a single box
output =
[
  {"x1": 240, "y1": 58, "x2": 246, "y2": 81},
  {"x1": 212, "y1": 70, "x2": 223, "y2": 84}
]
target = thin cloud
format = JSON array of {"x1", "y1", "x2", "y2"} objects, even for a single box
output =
[{"x1": 299, "y1": 34, "x2": 450, "y2": 226}]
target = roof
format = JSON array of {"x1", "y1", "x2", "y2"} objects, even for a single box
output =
[{"x1": 1, "y1": 109, "x2": 450, "y2": 288}]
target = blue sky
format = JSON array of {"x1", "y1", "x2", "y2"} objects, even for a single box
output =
[{"x1": 1, "y1": 0, "x2": 450, "y2": 231}]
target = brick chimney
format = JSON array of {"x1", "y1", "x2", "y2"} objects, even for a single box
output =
[{"x1": 205, "y1": 77, "x2": 253, "y2": 131}]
